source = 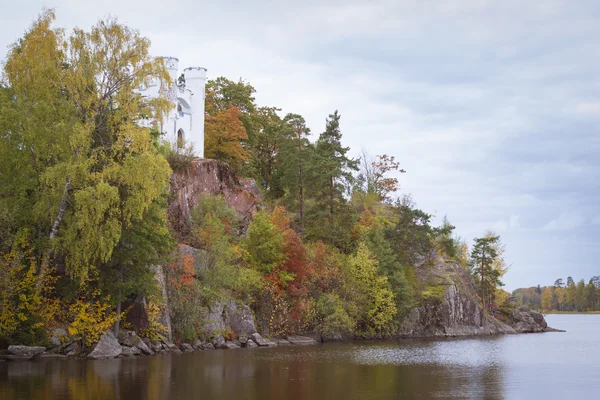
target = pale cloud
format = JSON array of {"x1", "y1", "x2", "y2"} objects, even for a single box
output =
[
  {"x1": 492, "y1": 215, "x2": 520, "y2": 232},
  {"x1": 542, "y1": 212, "x2": 584, "y2": 231},
  {"x1": 574, "y1": 102, "x2": 600, "y2": 116}
]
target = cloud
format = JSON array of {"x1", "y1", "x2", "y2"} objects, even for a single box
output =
[
  {"x1": 542, "y1": 212, "x2": 584, "y2": 231},
  {"x1": 492, "y1": 215, "x2": 520, "y2": 232},
  {"x1": 574, "y1": 102, "x2": 600, "y2": 116}
]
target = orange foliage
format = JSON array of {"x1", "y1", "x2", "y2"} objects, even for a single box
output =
[
  {"x1": 204, "y1": 105, "x2": 250, "y2": 169},
  {"x1": 169, "y1": 245, "x2": 195, "y2": 290}
]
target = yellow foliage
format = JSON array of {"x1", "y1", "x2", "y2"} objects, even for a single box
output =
[
  {"x1": 141, "y1": 299, "x2": 168, "y2": 341},
  {"x1": 0, "y1": 247, "x2": 58, "y2": 343},
  {"x1": 67, "y1": 270, "x2": 117, "y2": 347}
]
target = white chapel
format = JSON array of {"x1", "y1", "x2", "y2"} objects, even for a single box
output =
[{"x1": 138, "y1": 56, "x2": 207, "y2": 158}]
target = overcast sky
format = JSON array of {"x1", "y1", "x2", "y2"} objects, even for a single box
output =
[{"x1": 2, "y1": 0, "x2": 599, "y2": 290}]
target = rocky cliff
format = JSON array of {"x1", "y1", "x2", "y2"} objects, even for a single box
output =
[
  {"x1": 163, "y1": 160, "x2": 559, "y2": 342},
  {"x1": 168, "y1": 159, "x2": 262, "y2": 243},
  {"x1": 397, "y1": 256, "x2": 559, "y2": 337}
]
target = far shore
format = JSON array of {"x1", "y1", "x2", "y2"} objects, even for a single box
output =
[{"x1": 544, "y1": 311, "x2": 600, "y2": 315}]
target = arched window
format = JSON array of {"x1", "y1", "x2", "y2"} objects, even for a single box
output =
[
  {"x1": 177, "y1": 128, "x2": 185, "y2": 148},
  {"x1": 177, "y1": 103, "x2": 183, "y2": 117}
]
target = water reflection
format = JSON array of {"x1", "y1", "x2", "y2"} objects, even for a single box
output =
[
  {"x1": 0, "y1": 342, "x2": 506, "y2": 399},
  {"x1": 0, "y1": 315, "x2": 598, "y2": 399}
]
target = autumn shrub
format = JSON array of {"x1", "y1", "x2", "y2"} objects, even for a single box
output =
[
  {"x1": 141, "y1": 299, "x2": 168, "y2": 341},
  {"x1": 166, "y1": 248, "x2": 205, "y2": 342},
  {"x1": 0, "y1": 245, "x2": 56, "y2": 347},
  {"x1": 222, "y1": 327, "x2": 237, "y2": 341},
  {"x1": 67, "y1": 271, "x2": 117, "y2": 347}
]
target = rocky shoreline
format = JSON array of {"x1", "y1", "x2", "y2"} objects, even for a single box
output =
[
  {"x1": 0, "y1": 310, "x2": 564, "y2": 363},
  {"x1": 0, "y1": 331, "x2": 321, "y2": 362}
]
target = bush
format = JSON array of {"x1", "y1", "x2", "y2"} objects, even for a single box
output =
[
  {"x1": 313, "y1": 293, "x2": 354, "y2": 337},
  {"x1": 67, "y1": 271, "x2": 117, "y2": 347},
  {"x1": 0, "y1": 250, "x2": 53, "y2": 347}
]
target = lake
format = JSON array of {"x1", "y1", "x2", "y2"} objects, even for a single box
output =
[{"x1": 0, "y1": 315, "x2": 598, "y2": 399}]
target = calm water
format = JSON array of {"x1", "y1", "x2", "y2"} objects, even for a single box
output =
[{"x1": 1, "y1": 315, "x2": 598, "y2": 399}]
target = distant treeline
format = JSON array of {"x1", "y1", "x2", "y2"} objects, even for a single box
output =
[{"x1": 512, "y1": 276, "x2": 600, "y2": 312}]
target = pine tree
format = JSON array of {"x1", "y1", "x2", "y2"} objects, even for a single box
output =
[
  {"x1": 306, "y1": 110, "x2": 358, "y2": 249},
  {"x1": 277, "y1": 113, "x2": 312, "y2": 228},
  {"x1": 469, "y1": 235, "x2": 503, "y2": 313}
]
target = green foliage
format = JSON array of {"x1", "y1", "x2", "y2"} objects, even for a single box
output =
[
  {"x1": 347, "y1": 242, "x2": 397, "y2": 335},
  {"x1": 161, "y1": 140, "x2": 196, "y2": 173},
  {"x1": 434, "y1": 216, "x2": 460, "y2": 259},
  {"x1": 191, "y1": 194, "x2": 239, "y2": 239},
  {"x1": 363, "y1": 227, "x2": 414, "y2": 319},
  {"x1": 469, "y1": 234, "x2": 504, "y2": 307},
  {"x1": 385, "y1": 196, "x2": 436, "y2": 266},
  {"x1": 313, "y1": 293, "x2": 355, "y2": 337},
  {"x1": 304, "y1": 111, "x2": 358, "y2": 250},
  {"x1": 242, "y1": 211, "x2": 286, "y2": 273}
]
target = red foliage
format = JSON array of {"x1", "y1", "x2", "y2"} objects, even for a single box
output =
[{"x1": 168, "y1": 245, "x2": 195, "y2": 290}]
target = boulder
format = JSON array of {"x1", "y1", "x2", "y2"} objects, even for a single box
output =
[
  {"x1": 211, "y1": 335, "x2": 226, "y2": 348},
  {"x1": 276, "y1": 339, "x2": 291, "y2": 346},
  {"x1": 218, "y1": 341, "x2": 241, "y2": 350},
  {"x1": 286, "y1": 336, "x2": 318, "y2": 346},
  {"x1": 224, "y1": 301, "x2": 257, "y2": 337},
  {"x1": 63, "y1": 341, "x2": 82, "y2": 357},
  {"x1": 201, "y1": 343, "x2": 215, "y2": 350},
  {"x1": 141, "y1": 337, "x2": 153, "y2": 349},
  {"x1": 250, "y1": 333, "x2": 269, "y2": 347},
  {"x1": 120, "y1": 346, "x2": 142, "y2": 357},
  {"x1": 151, "y1": 340, "x2": 163, "y2": 353},
  {"x1": 7, "y1": 345, "x2": 46, "y2": 359},
  {"x1": 161, "y1": 339, "x2": 182, "y2": 354},
  {"x1": 180, "y1": 343, "x2": 194, "y2": 352},
  {"x1": 117, "y1": 330, "x2": 134, "y2": 343},
  {"x1": 246, "y1": 340, "x2": 258, "y2": 348},
  {"x1": 530, "y1": 311, "x2": 548, "y2": 329},
  {"x1": 321, "y1": 333, "x2": 343, "y2": 342},
  {"x1": 50, "y1": 328, "x2": 68, "y2": 349},
  {"x1": 238, "y1": 336, "x2": 249, "y2": 346},
  {"x1": 264, "y1": 339, "x2": 278, "y2": 347},
  {"x1": 88, "y1": 332, "x2": 122, "y2": 359},
  {"x1": 121, "y1": 332, "x2": 153, "y2": 355},
  {"x1": 193, "y1": 339, "x2": 204, "y2": 350}
]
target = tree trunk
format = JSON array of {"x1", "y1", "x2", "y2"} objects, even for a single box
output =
[
  {"x1": 329, "y1": 175, "x2": 334, "y2": 223},
  {"x1": 113, "y1": 264, "x2": 124, "y2": 336},
  {"x1": 38, "y1": 177, "x2": 71, "y2": 289},
  {"x1": 298, "y1": 164, "x2": 304, "y2": 228}
]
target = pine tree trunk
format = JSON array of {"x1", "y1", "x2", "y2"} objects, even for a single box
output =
[
  {"x1": 329, "y1": 175, "x2": 334, "y2": 224},
  {"x1": 298, "y1": 164, "x2": 304, "y2": 228}
]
